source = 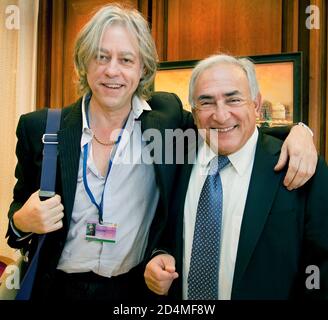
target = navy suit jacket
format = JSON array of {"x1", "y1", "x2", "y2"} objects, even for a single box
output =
[{"x1": 161, "y1": 132, "x2": 328, "y2": 300}]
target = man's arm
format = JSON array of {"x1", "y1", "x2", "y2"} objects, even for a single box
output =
[
  {"x1": 6, "y1": 114, "x2": 64, "y2": 249},
  {"x1": 260, "y1": 125, "x2": 291, "y2": 140},
  {"x1": 260, "y1": 123, "x2": 317, "y2": 190}
]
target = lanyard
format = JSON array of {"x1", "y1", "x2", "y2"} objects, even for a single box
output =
[{"x1": 83, "y1": 103, "x2": 128, "y2": 224}]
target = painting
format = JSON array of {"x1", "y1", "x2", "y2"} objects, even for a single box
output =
[
  {"x1": 155, "y1": 53, "x2": 302, "y2": 127},
  {"x1": 155, "y1": 60, "x2": 197, "y2": 111}
]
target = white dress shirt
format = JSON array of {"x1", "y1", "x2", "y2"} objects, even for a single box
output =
[
  {"x1": 183, "y1": 128, "x2": 258, "y2": 299},
  {"x1": 57, "y1": 94, "x2": 160, "y2": 277}
]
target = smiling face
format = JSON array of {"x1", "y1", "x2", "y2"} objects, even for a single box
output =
[
  {"x1": 86, "y1": 24, "x2": 143, "y2": 112},
  {"x1": 192, "y1": 62, "x2": 261, "y2": 155}
]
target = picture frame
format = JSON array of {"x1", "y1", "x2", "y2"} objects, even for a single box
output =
[{"x1": 154, "y1": 52, "x2": 302, "y2": 127}]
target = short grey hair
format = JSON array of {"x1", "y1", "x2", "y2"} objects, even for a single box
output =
[
  {"x1": 74, "y1": 4, "x2": 158, "y2": 100},
  {"x1": 188, "y1": 54, "x2": 259, "y2": 108}
]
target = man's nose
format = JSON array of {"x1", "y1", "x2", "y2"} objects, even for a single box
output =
[
  {"x1": 104, "y1": 59, "x2": 120, "y2": 76},
  {"x1": 212, "y1": 102, "x2": 230, "y2": 123}
]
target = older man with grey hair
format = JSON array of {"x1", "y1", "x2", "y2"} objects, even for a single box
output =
[{"x1": 144, "y1": 54, "x2": 328, "y2": 300}]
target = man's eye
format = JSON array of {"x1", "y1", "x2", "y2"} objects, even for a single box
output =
[
  {"x1": 96, "y1": 55, "x2": 109, "y2": 63},
  {"x1": 200, "y1": 101, "x2": 212, "y2": 106},
  {"x1": 122, "y1": 58, "x2": 133, "y2": 64},
  {"x1": 227, "y1": 98, "x2": 241, "y2": 104}
]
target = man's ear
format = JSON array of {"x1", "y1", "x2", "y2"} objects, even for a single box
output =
[{"x1": 254, "y1": 93, "x2": 262, "y2": 117}]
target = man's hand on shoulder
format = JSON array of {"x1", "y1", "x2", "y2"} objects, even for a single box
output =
[{"x1": 274, "y1": 123, "x2": 317, "y2": 190}]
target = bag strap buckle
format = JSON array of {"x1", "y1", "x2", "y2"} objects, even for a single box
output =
[{"x1": 42, "y1": 133, "x2": 58, "y2": 144}]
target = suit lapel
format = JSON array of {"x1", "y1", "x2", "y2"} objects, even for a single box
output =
[
  {"x1": 174, "y1": 135, "x2": 198, "y2": 271},
  {"x1": 139, "y1": 110, "x2": 170, "y2": 203},
  {"x1": 177, "y1": 136, "x2": 198, "y2": 215},
  {"x1": 57, "y1": 102, "x2": 82, "y2": 225},
  {"x1": 232, "y1": 133, "x2": 283, "y2": 296}
]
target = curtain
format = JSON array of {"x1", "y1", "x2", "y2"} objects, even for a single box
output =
[{"x1": 0, "y1": 0, "x2": 39, "y2": 261}]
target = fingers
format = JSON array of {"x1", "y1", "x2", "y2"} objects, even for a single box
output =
[
  {"x1": 275, "y1": 124, "x2": 318, "y2": 190},
  {"x1": 43, "y1": 202, "x2": 64, "y2": 219},
  {"x1": 15, "y1": 192, "x2": 65, "y2": 234},
  {"x1": 285, "y1": 155, "x2": 317, "y2": 190},
  {"x1": 47, "y1": 210, "x2": 65, "y2": 226},
  {"x1": 36, "y1": 196, "x2": 64, "y2": 233},
  {"x1": 146, "y1": 260, "x2": 177, "y2": 281},
  {"x1": 145, "y1": 273, "x2": 165, "y2": 294},
  {"x1": 45, "y1": 219, "x2": 63, "y2": 233},
  {"x1": 144, "y1": 255, "x2": 178, "y2": 295},
  {"x1": 164, "y1": 265, "x2": 178, "y2": 274},
  {"x1": 274, "y1": 144, "x2": 288, "y2": 171},
  {"x1": 146, "y1": 277, "x2": 171, "y2": 295},
  {"x1": 283, "y1": 154, "x2": 300, "y2": 190},
  {"x1": 145, "y1": 273, "x2": 177, "y2": 295},
  {"x1": 41, "y1": 194, "x2": 62, "y2": 209}
]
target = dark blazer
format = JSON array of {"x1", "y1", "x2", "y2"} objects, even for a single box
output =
[
  {"x1": 163, "y1": 131, "x2": 328, "y2": 300},
  {"x1": 6, "y1": 92, "x2": 193, "y2": 298}
]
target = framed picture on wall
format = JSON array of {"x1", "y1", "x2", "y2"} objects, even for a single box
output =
[{"x1": 155, "y1": 52, "x2": 302, "y2": 127}]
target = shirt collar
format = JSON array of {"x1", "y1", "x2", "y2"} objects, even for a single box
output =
[
  {"x1": 81, "y1": 93, "x2": 92, "y2": 148},
  {"x1": 80, "y1": 93, "x2": 151, "y2": 148},
  {"x1": 131, "y1": 95, "x2": 151, "y2": 118},
  {"x1": 198, "y1": 127, "x2": 259, "y2": 176},
  {"x1": 82, "y1": 93, "x2": 151, "y2": 129},
  {"x1": 81, "y1": 93, "x2": 91, "y2": 131}
]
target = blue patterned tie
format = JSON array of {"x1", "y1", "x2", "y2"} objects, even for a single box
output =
[{"x1": 188, "y1": 155, "x2": 230, "y2": 300}]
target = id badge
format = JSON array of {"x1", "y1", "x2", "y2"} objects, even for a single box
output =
[{"x1": 86, "y1": 221, "x2": 117, "y2": 243}]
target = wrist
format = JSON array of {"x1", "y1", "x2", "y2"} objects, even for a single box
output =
[
  {"x1": 297, "y1": 122, "x2": 314, "y2": 137},
  {"x1": 12, "y1": 209, "x2": 29, "y2": 234},
  {"x1": 11, "y1": 211, "x2": 34, "y2": 241},
  {"x1": 151, "y1": 249, "x2": 169, "y2": 258}
]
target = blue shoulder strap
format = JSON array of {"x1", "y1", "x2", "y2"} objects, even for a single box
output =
[
  {"x1": 39, "y1": 109, "x2": 62, "y2": 198},
  {"x1": 16, "y1": 108, "x2": 62, "y2": 300}
]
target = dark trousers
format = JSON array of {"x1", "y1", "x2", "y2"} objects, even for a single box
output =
[{"x1": 44, "y1": 265, "x2": 153, "y2": 301}]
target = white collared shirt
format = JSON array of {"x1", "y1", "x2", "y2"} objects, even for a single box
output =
[
  {"x1": 57, "y1": 94, "x2": 160, "y2": 277},
  {"x1": 183, "y1": 128, "x2": 258, "y2": 299}
]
